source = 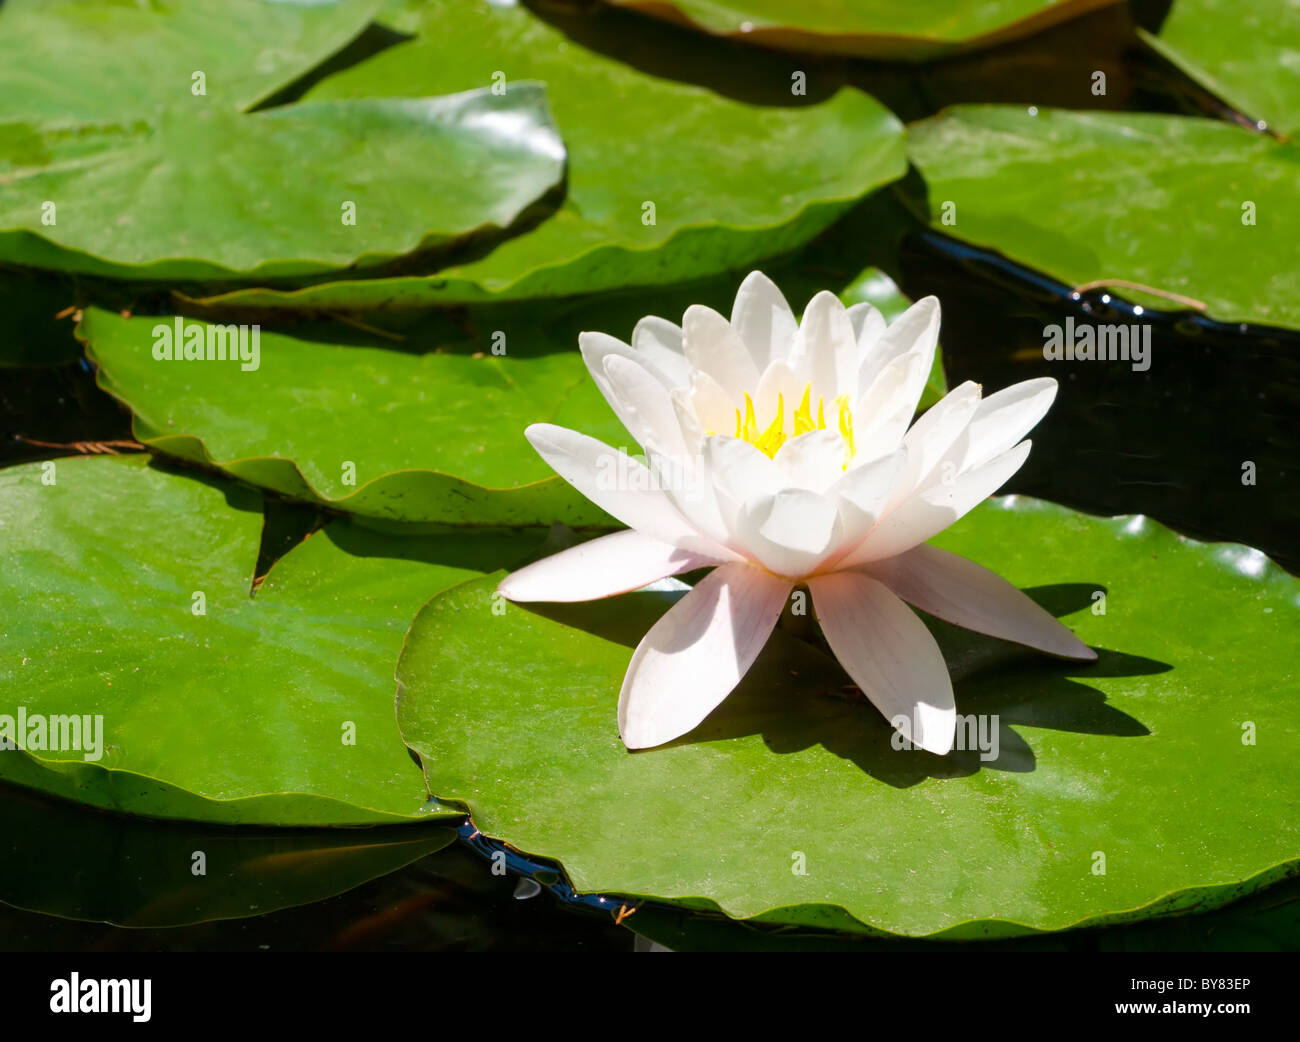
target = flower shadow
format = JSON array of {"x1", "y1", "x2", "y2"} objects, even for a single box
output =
[{"x1": 528, "y1": 580, "x2": 1168, "y2": 787}]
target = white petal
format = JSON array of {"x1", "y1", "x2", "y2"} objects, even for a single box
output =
[
  {"x1": 683, "y1": 304, "x2": 760, "y2": 390},
  {"x1": 602, "y1": 354, "x2": 690, "y2": 457},
  {"x1": 754, "y1": 359, "x2": 800, "y2": 430},
  {"x1": 734, "y1": 488, "x2": 841, "y2": 577},
  {"x1": 676, "y1": 370, "x2": 736, "y2": 439},
  {"x1": 865, "y1": 544, "x2": 1096, "y2": 659},
  {"x1": 618, "y1": 562, "x2": 791, "y2": 748},
  {"x1": 885, "y1": 380, "x2": 981, "y2": 510},
  {"x1": 843, "y1": 439, "x2": 1033, "y2": 565},
  {"x1": 701, "y1": 435, "x2": 787, "y2": 503},
  {"x1": 851, "y1": 350, "x2": 924, "y2": 456},
  {"x1": 858, "y1": 296, "x2": 940, "y2": 414},
  {"x1": 955, "y1": 377, "x2": 1057, "y2": 472},
  {"x1": 807, "y1": 570, "x2": 956, "y2": 755},
  {"x1": 731, "y1": 271, "x2": 797, "y2": 372},
  {"x1": 847, "y1": 301, "x2": 887, "y2": 353},
  {"x1": 771, "y1": 428, "x2": 845, "y2": 492},
  {"x1": 825, "y1": 447, "x2": 909, "y2": 561},
  {"x1": 791, "y1": 290, "x2": 857, "y2": 401},
  {"x1": 631, "y1": 316, "x2": 689, "y2": 387},
  {"x1": 524, "y1": 423, "x2": 726, "y2": 556},
  {"x1": 499, "y1": 530, "x2": 723, "y2": 603}
]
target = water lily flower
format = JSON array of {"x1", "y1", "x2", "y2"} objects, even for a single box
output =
[{"x1": 499, "y1": 272, "x2": 1096, "y2": 754}]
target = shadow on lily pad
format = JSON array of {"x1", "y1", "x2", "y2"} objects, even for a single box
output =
[{"x1": 530, "y1": 578, "x2": 1167, "y2": 787}]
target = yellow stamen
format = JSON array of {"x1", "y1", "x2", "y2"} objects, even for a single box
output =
[{"x1": 728, "y1": 382, "x2": 857, "y2": 468}]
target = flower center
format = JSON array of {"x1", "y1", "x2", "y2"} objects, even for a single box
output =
[{"x1": 732, "y1": 384, "x2": 855, "y2": 465}]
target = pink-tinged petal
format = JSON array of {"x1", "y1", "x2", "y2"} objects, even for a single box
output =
[
  {"x1": 619, "y1": 563, "x2": 791, "y2": 748},
  {"x1": 866, "y1": 543, "x2": 1096, "y2": 660},
  {"x1": 683, "y1": 304, "x2": 760, "y2": 390},
  {"x1": 807, "y1": 571, "x2": 956, "y2": 755},
  {"x1": 883, "y1": 380, "x2": 981, "y2": 511},
  {"x1": 955, "y1": 377, "x2": 1058, "y2": 472},
  {"x1": 735, "y1": 488, "x2": 842, "y2": 578},
  {"x1": 731, "y1": 271, "x2": 797, "y2": 372},
  {"x1": 498, "y1": 530, "x2": 722, "y2": 603},
  {"x1": 772, "y1": 428, "x2": 845, "y2": 492},
  {"x1": 857, "y1": 296, "x2": 940, "y2": 410},
  {"x1": 843, "y1": 439, "x2": 1033, "y2": 565},
  {"x1": 602, "y1": 354, "x2": 690, "y2": 457},
  {"x1": 524, "y1": 423, "x2": 726, "y2": 557},
  {"x1": 631, "y1": 316, "x2": 688, "y2": 387}
]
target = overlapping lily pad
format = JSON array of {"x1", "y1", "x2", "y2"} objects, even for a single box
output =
[
  {"x1": 79, "y1": 307, "x2": 627, "y2": 525},
  {"x1": 396, "y1": 497, "x2": 1299, "y2": 937},
  {"x1": 0, "y1": 87, "x2": 564, "y2": 281},
  {"x1": 0, "y1": 454, "x2": 541, "y2": 825},
  {"x1": 189, "y1": 0, "x2": 905, "y2": 311},
  {"x1": 599, "y1": 0, "x2": 1122, "y2": 61},
  {"x1": 1140, "y1": 0, "x2": 1300, "y2": 136},
  {"x1": 906, "y1": 106, "x2": 1300, "y2": 330},
  {"x1": 0, "y1": 786, "x2": 454, "y2": 928},
  {"x1": 0, "y1": 0, "x2": 378, "y2": 122}
]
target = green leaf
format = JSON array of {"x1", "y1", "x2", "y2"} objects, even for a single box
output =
[
  {"x1": 187, "y1": 0, "x2": 905, "y2": 311},
  {"x1": 1140, "y1": 0, "x2": 1300, "y2": 136},
  {"x1": 598, "y1": 0, "x2": 1124, "y2": 61},
  {"x1": 906, "y1": 106, "x2": 1300, "y2": 330},
  {"x1": 0, "y1": 785, "x2": 455, "y2": 928},
  {"x1": 0, "y1": 88, "x2": 566, "y2": 280},
  {"x1": 396, "y1": 498, "x2": 1300, "y2": 937},
  {"x1": 0, "y1": 0, "x2": 378, "y2": 122},
  {"x1": 0, "y1": 454, "x2": 540, "y2": 825},
  {"x1": 79, "y1": 307, "x2": 628, "y2": 526}
]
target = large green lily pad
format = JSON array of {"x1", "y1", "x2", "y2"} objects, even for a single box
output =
[
  {"x1": 0, "y1": 88, "x2": 565, "y2": 281},
  {"x1": 0, "y1": 454, "x2": 540, "y2": 825},
  {"x1": 396, "y1": 497, "x2": 1300, "y2": 937},
  {"x1": 0, "y1": 785, "x2": 455, "y2": 928},
  {"x1": 188, "y1": 0, "x2": 905, "y2": 311},
  {"x1": 1140, "y1": 0, "x2": 1300, "y2": 137},
  {"x1": 0, "y1": 0, "x2": 377, "y2": 122},
  {"x1": 906, "y1": 106, "x2": 1300, "y2": 330},
  {"x1": 599, "y1": 0, "x2": 1122, "y2": 61}
]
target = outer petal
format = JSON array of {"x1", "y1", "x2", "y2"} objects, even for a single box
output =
[
  {"x1": 683, "y1": 304, "x2": 761, "y2": 390},
  {"x1": 498, "y1": 530, "x2": 722, "y2": 603},
  {"x1": 524, "y1": 423, "x2": 729, "y2": 557},
  {"x1": 866, "y1": 544, "x2": 1096, "y2": 660},
  {"x1": 842, "y1": 439, "x2": 1033, "y2": 565},
  {"x1": 807, "y1": 570, "x2": 956, "y2": 755},
  {"x1": 618, "y1": 562, "x2": 792, "y2": 749},
  {"x1": 731, "y1": 271, "x2": 798, "y2": 373},
  {"x1": 631, "y1": 316, "x2": 689, "y2": 387},
  {"x1": 602, "y1": 354, "x2": 691, "y2": 457},
  {"x1": 953, "y1": 377, "x2": 1057, "y2": 472},
  {"x1": 883, "y1": 380, "x2": 981, "y2": 511}
]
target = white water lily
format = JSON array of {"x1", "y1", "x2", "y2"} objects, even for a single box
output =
[{"x1": 499, "y1": 272, "x2": 1096, "y2": 754}]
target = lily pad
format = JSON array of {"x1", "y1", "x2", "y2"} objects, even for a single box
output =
[
  {"x1": 79, "y1": 307, "x2": 627, "y2": 526},
  {"x1": 906, "y1": 106, "x2": 1300, "y2": 330},
  {"x1": 0, "y1": 785, "x2": 455, "y2": 928},
  {"x1": 599, "y1": 0, "x2": 1123, "y2": 62},
  {"x1": 187, "y1": 0, "x2": 905, "y2": 311},
  {"x1": 1140, "y1": 0, "x2": 1300, "y2": 136},
  {"x1": 0, "y1": 454, "x2": 540, "y2": 825},
  {"x1": 0, "y1": 0, "x2": 378, "y2": 122},
  {"x1": 396, "y1": 496, "x2": 1300, "y2": 937},
  {"x1": 0, "y1": 87, "x2": 565, "y2": 281}
]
